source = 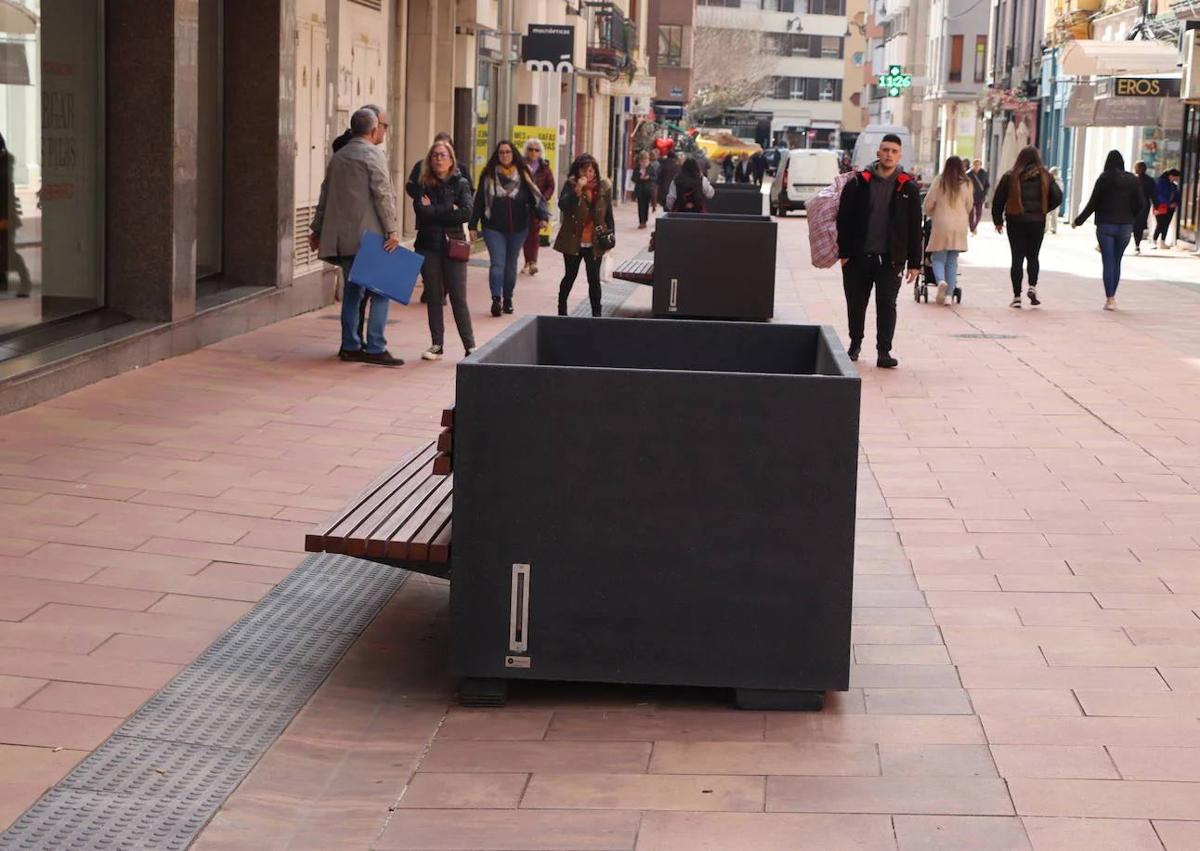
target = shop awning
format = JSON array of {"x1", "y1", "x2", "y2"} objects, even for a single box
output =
[
  {"x1": 0, "y1": 0, "x2": 37, "y2": 36},
  {"x1": 1060, "y1": 39, "x2": 1180, "y2": 76}
]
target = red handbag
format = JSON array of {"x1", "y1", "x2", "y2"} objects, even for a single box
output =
[
  {"x1": 444, "y1": 232, "x2": 471, "y2": 262},
  {"x1": 1154, "y1": 203, "x2": 1169, "y2": 216}
]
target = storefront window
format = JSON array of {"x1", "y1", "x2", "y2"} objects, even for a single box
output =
[{"x1": 0, "y1": 0, "x2": 103, "y2": 340}]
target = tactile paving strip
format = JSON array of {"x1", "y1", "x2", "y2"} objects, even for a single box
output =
[
  {"x1": 570, "y1": 279, "x2": 636, "y2": 317},
  {"x1": 0, "y1": 553, "x2": 409, "y2": 851}
]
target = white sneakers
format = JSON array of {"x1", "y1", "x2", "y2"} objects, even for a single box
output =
[
  {"x1": 935, "y1": 282, "x2": 948, "y2": 305},
  {"x1": 421, "y1": 345, "x2": 444, "y2": 361}
]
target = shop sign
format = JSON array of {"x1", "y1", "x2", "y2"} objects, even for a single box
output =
[
  {"x1": 474, "y1": 123, "x2": 489, "y2": 183},
  {"x1": 669, "y1": 87, "x2": 684, "y2": 98},
  {"x1": 1097, "y1": 77, "x2": 1181, "y2": 99},
  {"x1": 522, "y1": 24, "x2": 575, "y2": 72},
  {"x1": 511, "y1": 124, "x2": 558, "y2": 238},
  {"x1": 1065, "y1": 84, "x2": 1176, "y2": 127}
]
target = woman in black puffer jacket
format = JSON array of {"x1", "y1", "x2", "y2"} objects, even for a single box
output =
[
  {"x1": 1073, "y1": 149, "x2": 1146, "y2": 311},
  {"x1": 413, "y1": 140, "x2": 476, "y2": 360},
  {"x1": 992, "y1": 145, "x2": 1063, "y2": 310}
]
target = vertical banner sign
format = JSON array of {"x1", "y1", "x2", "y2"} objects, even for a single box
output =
[
  {"x1": 522, "y1": 25, "x2": 575, "y2": 72},
  {"x1": 511, "y1": 125, "x2": 558, "y2": 240},
  {"x1": 474, "y1": 123, "x2": 489, "y2": 184}
]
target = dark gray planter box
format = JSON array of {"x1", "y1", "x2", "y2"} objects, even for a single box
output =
[
  {"x1": 709, "y1": 183, "x2": 766, "y2": 216},
  {"x1": 653, "y1": 213, "x2": 776, "y2": 320},
  {"x1": 450, "y1": 316, "x2": 859, "y2": 709}
]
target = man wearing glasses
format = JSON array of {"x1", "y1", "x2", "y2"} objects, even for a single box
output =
[{"x1": 310, "y1": 108, "x2": 404, "y2": 367}]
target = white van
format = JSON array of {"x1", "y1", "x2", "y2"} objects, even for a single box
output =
[
  {"x1": 770, "y1": 149, "x2": 841, "y2": 216},
  {"x1": 852, "y1": 125, "x2": 912, "y2": 171}
]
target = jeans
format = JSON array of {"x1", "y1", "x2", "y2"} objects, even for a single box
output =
[
  {"x1": 1153, "y1": 208, "x2": 1175, "y2": 243},
  {"x1": 1097, "y1": 223, "x2": 1132, "y2": 299},
  {"x1": 1006, "y1": 219, "x2": 1045, "y2": 297},
  {"x1": 842, "y1": 254, "x2": 904, "y2": 354},
  {"x1": 483, "y1": 227, "x2": 527, "y2": 300},
  {"x1": 930, "y1": 250, "x2": 960, "y2": 295},
  {"x1": 419, "y1": 249, "x2": 475, "y2": 350},
  {"x1": 335, "y1": 255, "x2": 389, "y2": 354},
  {"x1": 559, "y1": 250, "x2": 603, "y2": 316}
]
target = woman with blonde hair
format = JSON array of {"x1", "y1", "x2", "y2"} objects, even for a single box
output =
[
  {"x1": 922, "y1": 155, "x2": 974, "y2": 304},
  {"x1": 413, "y1": 140, "x2": 476, "y2": 360}
]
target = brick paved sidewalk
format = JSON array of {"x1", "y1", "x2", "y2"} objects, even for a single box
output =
[{"x1": 5, "y1": 203, "x2": 1200, "y2": 850}]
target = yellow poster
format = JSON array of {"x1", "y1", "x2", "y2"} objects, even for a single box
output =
[
  {"x1": 474, "y1": 123, "x2": 489, "y2": 184},
  {"x1": 511, "y1": 124, "x2": 558, "y2": 241}
]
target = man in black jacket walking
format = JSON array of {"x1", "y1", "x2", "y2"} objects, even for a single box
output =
[{"x1": 835, "y1": 134, "x2": 923, "y2": 368}]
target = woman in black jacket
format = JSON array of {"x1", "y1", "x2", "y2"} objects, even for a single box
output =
[
  {"x1": 1073, "y1": 150, "x2": 1145, "y2": 311},
  {"x1": 992, "y1": 146, "x2": 1062, "y2": 309},
  {"x1": 470, "y1": 140, "x2": 547, "y2": 316},
  {"x1": 414, "y1": 140, "x2": 476, "y2": 360}
]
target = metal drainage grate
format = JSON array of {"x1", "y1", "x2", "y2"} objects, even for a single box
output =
[
  {"x1": 951, "y1": 333, "x2": 1023, "y2": 340},
  {"x1": 571, "y1": 280, "x2": 637, "y2": 317},
  {"x1": 0, "y1": 553, "x2": 410, "y2": 851}
]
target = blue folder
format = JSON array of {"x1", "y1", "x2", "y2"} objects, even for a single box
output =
[{"x1": 348, "y1": 231, "x2": 425, "y2": 305}]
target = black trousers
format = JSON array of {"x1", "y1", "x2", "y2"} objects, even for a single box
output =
[
  {"x1": 1154, "y1": 208, "x2": 1175, "y2": 242},
  {"x1": 1006, "y1": 219, "x2": 1045, "y2": 296},
  {"x1": 635, "y1": 190, "x2": 652, "y2": 225},
  {"x1": 559, "y1": 251, "x2": 603, "y2": 316},
  {"x1": 842, "y1": 254, "x2": 903, "y2": 355}
]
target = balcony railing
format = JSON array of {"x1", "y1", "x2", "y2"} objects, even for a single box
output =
[{"x1": 586, "y1": 2, "x2": 637, "y2": 73}]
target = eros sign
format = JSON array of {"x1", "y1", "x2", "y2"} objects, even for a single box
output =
[{"x1": 1097, "y1": 77, "x2": 1181, "y2": 98}]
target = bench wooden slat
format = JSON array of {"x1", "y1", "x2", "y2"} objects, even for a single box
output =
[
  {"x1": 305, "y1": 441, "x2": 437, "y2": 553},
  {"x1": 327, "y1": 447, "x2": 439, "y2": 555},
  {"x1": 405, "y1": 486, "x2": 454, "y2": 561},
  {"x1": 363, "y1": 472, "x2": 448, "y2": 558},
  {"x1": 388, "y1": 477, "x2": 453, "y2": 556},
  {"x1": 346, "y1": 465, "x2": 442, "y2": 558},
  {"x1": 433, "y1": 453, "x2": 453, "y2": 475},
  {"x1": 437, "y1": 428, "x2": 453, "y2": 453},
  {"x1": 429, "y1": 519, "x2": 452, "y2": 563}
]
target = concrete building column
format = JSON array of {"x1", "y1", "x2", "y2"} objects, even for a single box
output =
[{"x1": 105, "y1": 0, "x2": 200, "y2": 322}]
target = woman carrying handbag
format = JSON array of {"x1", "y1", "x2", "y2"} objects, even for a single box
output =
[
  {"x1": 554, "y1": 153, "x2": 615, "y2": 317},
  {"x1": 413, "y1": 140, "x2": 476, "y2": 360}
]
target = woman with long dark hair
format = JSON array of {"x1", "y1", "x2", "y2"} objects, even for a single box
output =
[
  {"x1": 665, "y1": 156, "x2": 715, "y2": 213},
  {"x1": 553, "y1": 153, "x2": 614, "y2": 317},
  {"x1": 991, "y1": 145, "x2": 1062, "y2": 309},
  {"x1": 1073, "y1": 150, "x2": 1144, "y2": 310},
  {"x1": 470, "y1": 140, "x2": 548, "y2": 316},
  {"x1": 414, "y1": 140, "x2": 476, "y2": 360},
  {"x1": 922, "y1": 155, "x2": 973, "y2": 304}
]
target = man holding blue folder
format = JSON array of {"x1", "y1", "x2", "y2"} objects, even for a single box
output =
[{"x1": 310, "y1": 108, "x2": 404, "y2": 367}]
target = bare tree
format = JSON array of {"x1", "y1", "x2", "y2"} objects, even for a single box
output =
[{"x1": 688, "y1": 27, "x2": 780, "y2": 123}]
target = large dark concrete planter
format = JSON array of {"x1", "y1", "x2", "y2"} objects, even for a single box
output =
[
  {"x1": 653, "y1": 213, "x2": 776, "y2": 320},
  {"x1": 450, "y1": 316, "x2": 859, "y2": 708},
  {"x1": 709, "y1": 183, "x2": 765, "y2": 215}
]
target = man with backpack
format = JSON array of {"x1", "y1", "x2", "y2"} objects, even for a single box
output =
[{"x1": 835, "y1": 133, "x2": 923, "y2": 369}]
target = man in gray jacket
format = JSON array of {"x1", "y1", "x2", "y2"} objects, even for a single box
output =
[{"x1": 310, "y1": 108, "x2": 403, "y2": 366}]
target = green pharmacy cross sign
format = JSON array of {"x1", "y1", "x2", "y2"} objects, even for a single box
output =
[{"x1": 878, "y1": 65, "x2": 912, "y2": 97}]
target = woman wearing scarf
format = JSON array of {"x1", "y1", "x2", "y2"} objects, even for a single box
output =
[
  {"x1": 554, "y1": 153, "x2": 614, "y2": 317},
  {"x1": 470, "y1": 141, "x2": 548, "y2": 316},
  {"x1": 521, "y1": 138, "x2": 556, "y2": 276},
  {"x1": 991, "y1": 146, "x2": 1062, "y2": 309}
]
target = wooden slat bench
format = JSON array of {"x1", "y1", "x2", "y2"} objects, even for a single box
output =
[
  {"x1": 305, "y1": 408, "x2": 456, "y2": 579},
  {"x1": 612, "y1": 249, "x2": 655, "y2": 285}
]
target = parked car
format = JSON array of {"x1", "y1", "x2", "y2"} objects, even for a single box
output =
[{"x1": 770, "y1": 149, "x2": 841, "y2": 216}]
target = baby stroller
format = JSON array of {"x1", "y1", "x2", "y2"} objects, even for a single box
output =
[{"x1": 914, "y1": 217, "x2": 962, "y2": 304}]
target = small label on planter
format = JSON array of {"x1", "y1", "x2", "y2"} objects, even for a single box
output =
[{"x1": 505, "y1": 655, "x2": 531, "y2": 669}]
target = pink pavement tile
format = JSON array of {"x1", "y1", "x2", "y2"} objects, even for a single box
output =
[
  {"x1": 848, "y1": 665, "x2": 964, "y2": 688},
  {"x1": 1009, "y1": 778, "x2": 1200, "y2": 820},
  {"x1": 894, "y1": 816, "x2": 1032, "y2": 851},
  {"x1": 520, "y1": 772, "x2": 765, "y2": 812},
  {"x1": 25, "y1": 603, "x2": 230, "y2": 643},
  {"x1": 967, "y1": 690, "x2": 1083, "y2": 716},
  {"x1": 982, "y1": 715, "x2": 1200, "y2": 747},
  {"x1": 862, "y1": 689, "x2": 973, "y2": 715},
  {"x1": 0, "y1": 622, "x2": 111, "y2": 655},
  {"x1": 419, "y1": 740, "x2": 651, "y2": 774},
  {"x1": 647, "y1": 741, "x2": 880, "y2": 776},
  {"x1": 0, "y1": 745, "x2": 88, "y2": 832},
  {"x1": 20, "y1": 681, "x2": 155, "y2": 718},
  {"x1": 878, "y1": 744, "x2": 997, "y2": 777},
  {"x1": 633, "y1": 812, "x2": 896, "y2": 851},
  {"x1": 0, "y1": 575, "x2": 163, "y2": 613},
  {"x1": 766, "y1": 775, "x2": 1013, "y2": 816},
  {"x1": 1107, "y1": 746, "x2": 1200, "y2": 781},
  {"x1": 1154, "y1": 820, "x2": 1200, "y2": 851},
  {"x1": 957, "y1": 665, "x2": 1169, "y2": 691},
  {"x1": 24, "y1": 542, "x2": 214, "y2": 575},
  {"x1": 764, "y1": 714, "x2": 984, "y2": 745},
  {"x1": 0, "y1": 675, "x2": 46, "y2": 708},
  {"x1": 436, "y1": 709, "x2": 553, "y2": 741},
  {"x1": 398, "y1": 772, "x2": 529, "y2": 809},
  {"x1": 1074, "y1": 690, "x2": 1200, "y2": 718},
  {"x1": 1022, "y1": 817, "x2": 1165, "y2": 851},
  {"x1": 989, "y1": 745, "x2": 1118, "y2": 779},
  {"x1": 375, "y1": 809, "x2": 642, "y2": 851},
  {"x1": 84, "y1": 566, "x2": 270, "y2": 602},
  {"x1": 854, "y1": 645, "x2": 952, "y2": 665},
  {"x1": 0, "y1": 647, "x2": 181, "y2": 689},
  {"x1": 144, "y1": 594, "x2": 255, "y2": 622},
  {"x1": 0, "y1": 707, "x2": 120, "y2": 749},
  {"x1": 545, "y1": 709, "x2": 766, "y2": 742}
]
